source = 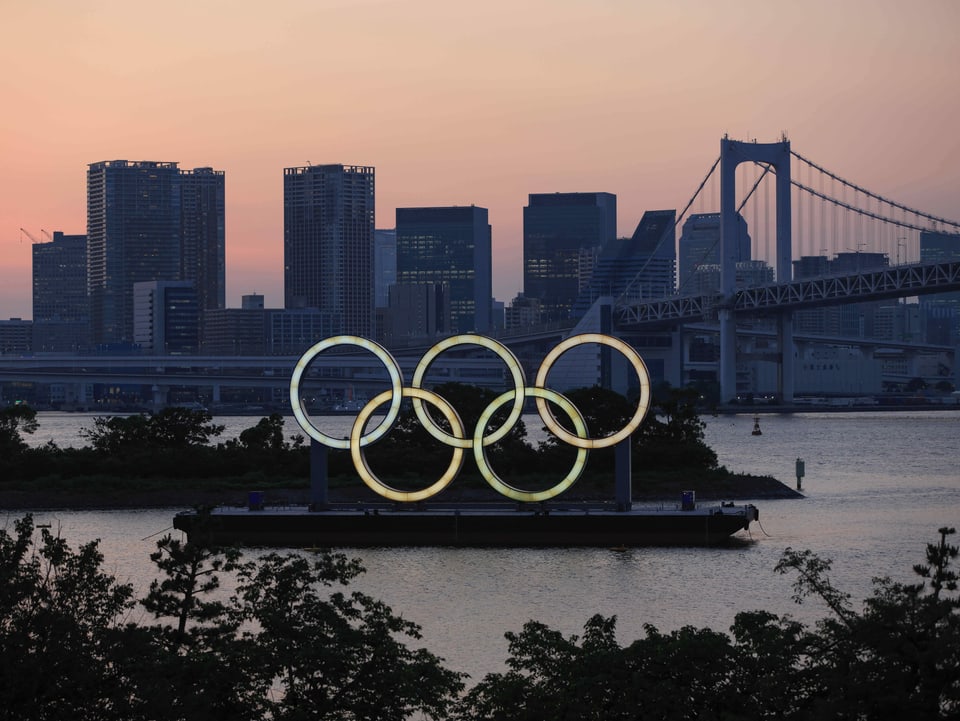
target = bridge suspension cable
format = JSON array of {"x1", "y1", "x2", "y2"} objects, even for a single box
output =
[
  {"x1": 673, "y1": 161, "x2": 773, "y2": 295},
  {"x1": 790, "y1": 150, "x2": 960, "y2": 232},
  {"x1": 618, "y1": 156, "x2": 719, "y2": 302}
]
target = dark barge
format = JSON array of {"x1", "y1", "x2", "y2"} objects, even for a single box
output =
[{"x1": 172, "y1": 498, "x2": 760, "y2": 548}]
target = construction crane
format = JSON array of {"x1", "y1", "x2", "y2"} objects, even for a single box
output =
[
  {"x1": 41, "y1": 229, "x2": 54, "y2": 242},
  {"x1": 19, "y1": 227, "x2": 41, "y2": 244}
]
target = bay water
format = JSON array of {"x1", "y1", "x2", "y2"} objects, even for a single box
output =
[{"x1": 5, "y1": 410, "x2": 959, "y2": 682}]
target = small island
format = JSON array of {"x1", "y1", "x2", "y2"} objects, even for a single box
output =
[{"x1": 1, "y1": 383, "x2": 801, "y2": 517}]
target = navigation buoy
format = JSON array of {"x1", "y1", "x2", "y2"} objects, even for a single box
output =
[{"x1": 752, "y1": 416, "x2": 762, "y2": 436}]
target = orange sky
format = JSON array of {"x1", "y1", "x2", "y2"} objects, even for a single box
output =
[{"x1": 2, "y1": 0, "x2": 958, "y2": 319}]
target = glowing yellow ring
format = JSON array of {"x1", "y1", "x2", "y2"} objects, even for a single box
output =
[
  {"x1": 534, "y1": 333, "x2": 651, "y2": 449},
  {"x1": 351, "y1": 387, "x2": 465, "y2": 502},
  {"x1": 474, "y1": 387, "x2": 589, "y2": 502},
  {"x1": 410, "y1": 334, "x2": 526, "y2": 448},
  {"x1": 289, "y1": 335, "x2": 403, "y2": 450}
]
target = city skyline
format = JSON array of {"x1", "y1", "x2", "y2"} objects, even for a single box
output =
[{"x1": 3, "y1": 0, "x2": 959, "y2": 320}]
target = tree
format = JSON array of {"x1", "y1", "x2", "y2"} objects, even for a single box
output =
[
  {"x1": 634, "y1": 386, "x2": 718, "y2": 471},
  {"x1": 460, "y1": 529, "x2": 960, "y2": 721},
  {"x1": 136, "y1": 535, "x2": 266, "y2": 720},
  {"x1": 458, "y1": 614, "x2": 740, "y2": 721},
  {"x1": 148, "y1": 407, "x2": 225, "y2": 448},
  {"x1": 0, "y1": 404, "x2": 38, "y2": 455},
  {"x1": 234, "y1": 550, "x2": 465, "y2": 720},
  {"x1": 775, "y1": 526, "x2": 960, "y2": 719},
  {"x1": 0, "y1": 515, "x2": 136, "y2": 720},
  {"x1": 81, "y1": 408, "x2": 224, "y2": 454},
  {"x1": 0, "y1": 515, "x2": 464, "y2": 720},
  {"x1": 236, "y1": 413, "x2": 291, "y2": 452}
]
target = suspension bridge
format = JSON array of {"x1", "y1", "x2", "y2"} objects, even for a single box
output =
[{"x1": 613, "y1": 136, "x2": 960, "y2": 404}]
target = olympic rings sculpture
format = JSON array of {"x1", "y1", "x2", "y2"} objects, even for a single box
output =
[{"x1": 289, "y1": 333, "x2": 651, "y2": 503}]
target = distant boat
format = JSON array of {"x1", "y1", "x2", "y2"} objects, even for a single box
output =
[{"x1": 752, "y1": 415, "x2": 762, "y2": 436}]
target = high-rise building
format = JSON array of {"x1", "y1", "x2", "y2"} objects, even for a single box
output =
[
  {"x1": 523, "y1": 192, "x2": 617, "y2": 322},
  {"x1": 920, "y1": 230, "x2": 960, "y2": 345},
  {"x1": 677, "y1": 212, "x2": 750, "y2": 292},
  {"x1": 179, "y1": 167, "x2": 226, "y2": 312},
  {"x1": 133, "y1": 280, "x2": 199, "y2": 354},
  {"x1": 86, "y1": 160, "x2": 225, "y2": 348},
  {"x1": 832, "y1": 252, "x2": 889, "y2": 338},
  {"x1": 32, "y1": 231, "x2": 90, "y2": 352},
  {"x1": 88, "y1": 161, "x2": 182, "y2": 347},
  {"x1": 283, "y1": 164, "x2": 375, "y2": 338},
  {"x1": 505, "y1": 293, "x2": 542, "y2": 332},
  {"x1": 374, "y1": 229, "x2": 397, "y2": 309},
  {"x1": 395, "y1": 206, "x2": 492, "y2": 333},
  {"x1": 572, "y1": 210, "x2": 676, "y2": 317},
  {"x1": 0, "y1": 319, "x2": 32, "y2": 355},
  {"x1": 383, "y1": 282, "x2": 450, "y2": 343}
]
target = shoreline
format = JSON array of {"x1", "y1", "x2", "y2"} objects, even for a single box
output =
[{"x1": 0, "y1": 474, "x2": 802, "y2": 512}]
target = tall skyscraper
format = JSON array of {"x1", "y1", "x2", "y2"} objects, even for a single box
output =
[
  {"x1": 395, "y1": 206, "x2": 492, "y2": 333},
  {"x1": 179, "y1": 167, "x2": 226, "y2": 312},
  {"x1": 283, "y1": 164, "x2": 375, "y2": 337},
  {"x1": 86, "y1": 160, "x2": 225, "y2": 348},
  {"x1": 677, "y1": 212, "x2": 750, "y2": 292},
  {"x1": 87, "y1": 161, "x2": 182, "y2": 347},
  {"x1": 523, "y1": 192, "x2": 617, "y2": 323},
  {"x1": 32, "y1": 231, "x2": 90, "y2": 352},
  {"x1": 572, "y1": 210, "x2": 676, "y2": 317}
]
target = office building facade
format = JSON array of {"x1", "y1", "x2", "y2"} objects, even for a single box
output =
[
  {"x1": 920, "y1": 230, "x2": 960, "y2": 345},
  {"x1": 283, "y1": 164, "x2": 375, "y2": 338},
  {"x1": 677, "y1": 212, "x2": 750, "y2": 292},
  {"x1": 523, "y1": 192, "x2": 617, "y2": 322},
  {"x1": 86, "y1": 160, "x2": 225, "y2": 348},
  {"x1": 383, "y1": 282, "x2": 450, "y2": 343},
  {"x1": 32, "y1": 231, "x2": 90, "y2": 352},
  {"x1": 572, "y1": 210, "x2": 676, "y2": 317},
  {"x1": 88, "y1": 161, "x2": 182, "y2": 347},
  {"x1": 179, "y1": 167, "x2": 226, "y2": 312},
  {"x1": 395, "y1": 206, "x2": 492, "y2": 333},
  {"x1": 133, "y1": 280, "x2": 199, "y2": 354},
  {"x1": 374, "y1": 228, "x2": 397, "y2": 309}
]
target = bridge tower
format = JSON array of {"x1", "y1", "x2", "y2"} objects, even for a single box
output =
[{"x1": 719, "y1": 138, "x2": 793, "y2": 404}]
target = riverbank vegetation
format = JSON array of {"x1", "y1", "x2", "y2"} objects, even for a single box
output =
[
  {"x1": 0, "y1": 385, "x2": 799, "y2": 506},
  {"x1": 1, "y1": 516, "x2": 957, "y2": 720}
]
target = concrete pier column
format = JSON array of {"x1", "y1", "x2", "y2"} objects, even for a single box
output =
[
  {"x1": 778, "y1": 313, "x2": 795, "y2": 404},
  {"x1": 719, "y1": 308, "x2": 737, "y2": 403},
  {"x1": 151, "y1": 385, "x2": 168, "y2": 410}
]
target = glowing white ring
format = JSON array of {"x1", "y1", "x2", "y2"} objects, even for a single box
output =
[
  {"x1": 534, "y1": 333, "x2": 651, "y2": 449},
  {"x1": 288, "y1": 333, "x2": 653, "y2": 502},
  {"x1": 351, "y1": 387, "x2": 465, "y2": 502},
  {"x1": 410, "y1": 334, "x2": 526, "y2": 448},
  {"x1": 289, "y1": 335, "x2": 403, "y2": 450},
  {"x1": 474, "y1": 387, "x2": 588, "y2": 502}
]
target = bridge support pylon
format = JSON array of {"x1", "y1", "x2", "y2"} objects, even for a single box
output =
[{"x1": 720, "y1": 137, "x2": 794, "y2": 404}]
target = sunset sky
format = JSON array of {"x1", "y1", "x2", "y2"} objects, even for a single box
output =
[{"x1": 2, "y1": 0, "x2": 958, "y2": 320}]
